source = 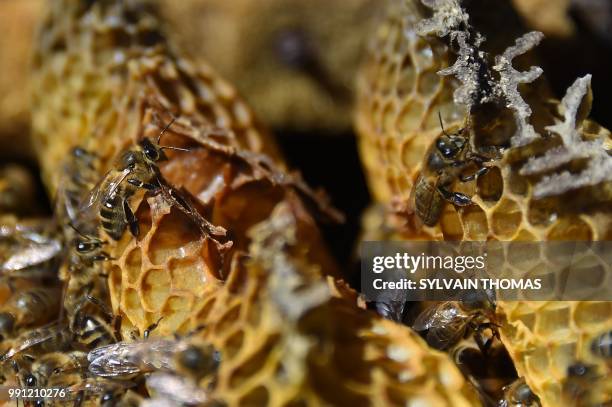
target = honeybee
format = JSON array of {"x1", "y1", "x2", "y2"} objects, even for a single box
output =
[
  {"x1": 70, "y1": 294, "x2": 120, "y2": 349},
  {"x1": 412, "y1": 114, "x2": 495, "y2": 226},
  {"x1": 591, "y1": 330, "x2": 612, "y2": 360},
  {"x1": 56, "y1": 147, "x2": 100, "y2": 230},
  {"x1": 88, "y1": 338, "x2": 220, "y2": 380},
  {"x1": 81, "y1": 120, "x2": 188, "y2": 241},
  {"x1": 0, "y1": 285, "x2": 62, "y2": 339},
  {"x1": 23, "y1": 350, "x2": 88, "y2": 388},
  {"x1": 499, "y1": 378, "x2": 540, "y2": 407},
  {"x1": 66, "y1": 377, "x2": 135, "y2": 406},
  {"x1": 412, "y1": 291, "x2": 498, "y2": 353},
  {"x1": 562, "y1": 362, "x2": 603, "y2": 406},
  {"x1": 0, "y1": 322, "x2": 73, "y2": 363}
]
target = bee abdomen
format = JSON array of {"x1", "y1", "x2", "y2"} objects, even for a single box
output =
[{"x1": 76, "y1": 316, "x2": 115, "y2": 349}]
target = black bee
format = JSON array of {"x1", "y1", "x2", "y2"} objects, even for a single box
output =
[
  {"x1": 81, "y1": 119, "x2": 187, "y2": 241},
  {"x1": 413, "y1": 114, "x2": 494, "y2": 226}
]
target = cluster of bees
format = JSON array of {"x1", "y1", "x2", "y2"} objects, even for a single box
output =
[{"x1": 0, "y1": 120, "x2": 225, "y2": 405}]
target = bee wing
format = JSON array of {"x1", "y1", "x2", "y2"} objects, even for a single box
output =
[
  {"x1": 412, "y1": 304, "x2": 441, "y2": 332},
  {"x1": 146, "y1": 373, "x2": 211, "y2": 405},
  {"x1": 1, "y1": 237, "x2": 61, "y2": 272},
  {"x1": 0, "y1": 323, "x2": 64, "y2": 362},
  {"x1": 67, "y1": 377, "x2": 133, "y2": 396},
  {"x1": 423, "y1": 303, "x2": 471, "y2": 350},
  {"x1": 425, "y1": 320, "x2": 468, "y2": 350},
  {"x1": 88, "y1": 339, "x2": 179, "y2": 377},
  {"x1": 79, "y1": 168, "x2": 130, "y2": 213}
]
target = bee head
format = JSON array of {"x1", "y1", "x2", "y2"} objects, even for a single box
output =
[
  {"x1": 436, "y1": 133, "x2": 467, "y2": 159},
  {"x1": 177, "y1": 344, "x2": 220, "y2": 379},
  {"x1": 24, "y1": 373, "x2": 37, "y2": 386},
  {"x1": 140, "y1": 138, "x2": 167, "y2": 163},
  {"x1": 513, "y1": 382, "x2": 536, "y2": 403},
  {"x1": 567, "y1": 362, "x2": 595, "y2": 378}
]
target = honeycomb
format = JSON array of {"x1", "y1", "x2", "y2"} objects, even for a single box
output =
[
  {"x1": 27, "y1": 0, "x2": 478, "y2": 404},
  {"x1": 30, "y1": 0, "x2": 343, "y2": 328},
  {"x1": 192, "y1": 202, "x2": 480, "y2": 405},
  {"x1": 1, "y1": 0, "x2": 381, "y2": 140},
  {"x1": 356, "y1": 0, "x2": 612, "y2": 405}
]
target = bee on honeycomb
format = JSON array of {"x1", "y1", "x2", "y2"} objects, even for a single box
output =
[{"x1": 356, "y1": 0, "x2": 612, "y2": 405}]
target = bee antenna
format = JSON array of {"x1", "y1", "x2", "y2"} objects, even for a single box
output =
[
  {"x1": 157, "y1": 117, "x2": 177, "y2": 145},
  {"x1": 438, "y1": 111, "x2": 449, "y2": 136},
  {"x1": 160, "y1": 145, "x2": 190, "y2": 152}
]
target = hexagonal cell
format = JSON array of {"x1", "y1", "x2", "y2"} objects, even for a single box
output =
[
  {"x1": 512, "y1": 229, "x2": 537, "y2": 241},
  {"x1": 216, "y1": 304, "x2": 241, "y2": 333},
  {"x1": 223, "y1": 329, "x2": 245, "y2": 361},
  {"x1": 401, "y1": 137, "x2": 427, "y2": 171},
  {"x1": 533, "y1": 307, "x2": 571, "y2": 339},
  {"x1": 573, "y1": 302, "x2": 611, "y2": 328},
  {"x1": 148, "y1": 208, "x2": 202, "y2": 265},
  {"x1": 395, "y1": 173, "x2": 412, "y2": 197},
  {"x1": 229, "y1": 334, "x2": 280, "y2": 388},
  {"x1": 507, "y1": 171, "x2": 529, "y2": 196},
  {"x1": 124, "y1": 248, "x2": 142, "y2": 285},
  {"x1": 514, "y1": 312, "x2": 536, "y2": 332},
  {"x1": 141, "y1": 267, "x2": 171, "y2": 312},
  {"x1": 382, "y1": 101, "x2": 396, "y2": 133},
  {"x1": 459, "y1": 204, "x2": 488, "y2": 240},
  {"x1": 108, "y1": 264, "x2": 122, "y2": 296},
  {"x1": 491, "y1": 199, "x2": 522, "y2": 239},
  {"x1": 477, "y1": 166, "x2": 503, "y2": 202},
  {"x1": 524, "y1": 346, "x2": 551, "y2": 382},
  {"x1": 161, "y1": 295, "x2": 192, "y2": 334},
  {"x1": 417, "y1": 70, "x2": 440, "y2": 97},
  {"x1": 560, "y1": 254, "x2": 607, "y2": 298},
  {"x1": 548, "y1": 343, "x2": 577, "y2": 379},
  {"x1": 169, "y1": 257, "x2": 208, "y2": 293},
  {"x1": 546, "y1": 217, "x2": 593, "y2": 241},
  {"x1": 123, "y1": 288, "x2": 145, "y2": 328},
  {"x1": 440, "y1": 207, "x2": 463, "y2": 240},
  {"x1": 196, "y1": 297, "x2": 216, "y2": 321},
  {"x1": 396, "y1": 55, "x2": 416, "y2": 96},
  {"x1": 239, "y1": 386, "x2": 269, "y2": 406},
  {"x1": 396, "y1": 100, "x2": 424, "y2": 134},
  {"x1": 527, "y1": 198, "x2": 558, "y2": 227},
  {"x1": 414, "y1": 41, "x2": 434, "y2": 70},
  {"x1": 506, "y1": 240, "x2": 541, "y2": 270}
]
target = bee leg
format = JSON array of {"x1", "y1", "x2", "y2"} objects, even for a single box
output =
[
  {"x1": 127, "y1": 178, "x2": 158, "y2": 191},
  {"x1": 143, "y1": 316, "x2": 163, "y2": 339},
  {"x1": 73, "y1": 390, "x2": 84, "y2": 407},
  {"x1": 437, "y1": 185, "x2": 472, "y2": 206},
  {"x1": 459, "y1": 166, "x2": 489, "y2": 182},
  {"x1": 113, "y1": 314, "x2": 122, "y2": 341},
  {"x1": 122, "y1": 198, "x2": 139, "y2": 238},
  {"x1": 84, "y1": 294, "x2": 114, "y2": 322}
]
